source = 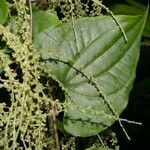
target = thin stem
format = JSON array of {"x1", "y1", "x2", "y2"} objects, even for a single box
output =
[
  {"x1": 120, "y1": 118, "x2": 142, "y2": 125},
  {"x1": 97, "y1": 134, "x2": 106, "y2": 147},
  {"x1": 28, "y1": 0, "x2": 33, "y2": 40}
]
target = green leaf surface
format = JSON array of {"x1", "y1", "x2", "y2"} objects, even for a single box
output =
[
  {"x1": 34, "y1": 12, "x2": 147, "y2": 137},
  {"x1": 0, "y1": 0, "x2": 8, "y2": 25},
  {"x1": 110, "y1": 1, "x2": 150, "y2": 38},
  {"x1": 32, "y1": 10, "x2": 61, "y2": 38}
]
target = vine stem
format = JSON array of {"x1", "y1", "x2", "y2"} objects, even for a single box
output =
[
  {"x1": 28, "y1": 0, "x2": 33, "y2": 40},
  {"x1": 97, "y1": 134, "x2": 106, "y2": 147}
]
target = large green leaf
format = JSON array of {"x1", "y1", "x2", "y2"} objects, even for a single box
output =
[
  {"x1": 34, "y1": 11, "x2": 147, "y2": 137},
  {"x1": 110, "y1": 0, "x2": 150, "y2": 38},
  {"x1": 0, "y1": 0, "x2": 8, "y2": 25}
]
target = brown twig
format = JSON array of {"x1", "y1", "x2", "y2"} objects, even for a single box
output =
[
  {"x1": 48, "y1": 85, "x2": 60, "y2": 150},
  {"x1": 51, "y1": 101, "x2": 60, "y2": 150}
]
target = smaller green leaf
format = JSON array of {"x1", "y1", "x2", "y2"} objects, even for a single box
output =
[
  {"x1": 32, "y1": 10, "x2": 61, "y2": 38},
  {"x1": 0, "y1": 0, "x2": 8, "y2": 25}
]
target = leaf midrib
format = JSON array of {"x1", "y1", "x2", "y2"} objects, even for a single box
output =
[
  {"x1": 64, "y1": 18, "x2": 142, "y2": 92},
  {"x1": 63, "y1": 17, "x2": 141, "y2": 86}
]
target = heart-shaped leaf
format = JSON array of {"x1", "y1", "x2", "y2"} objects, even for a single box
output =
[{"x1": 34, "y1": 11, "x2": 147, "y2": 137}]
